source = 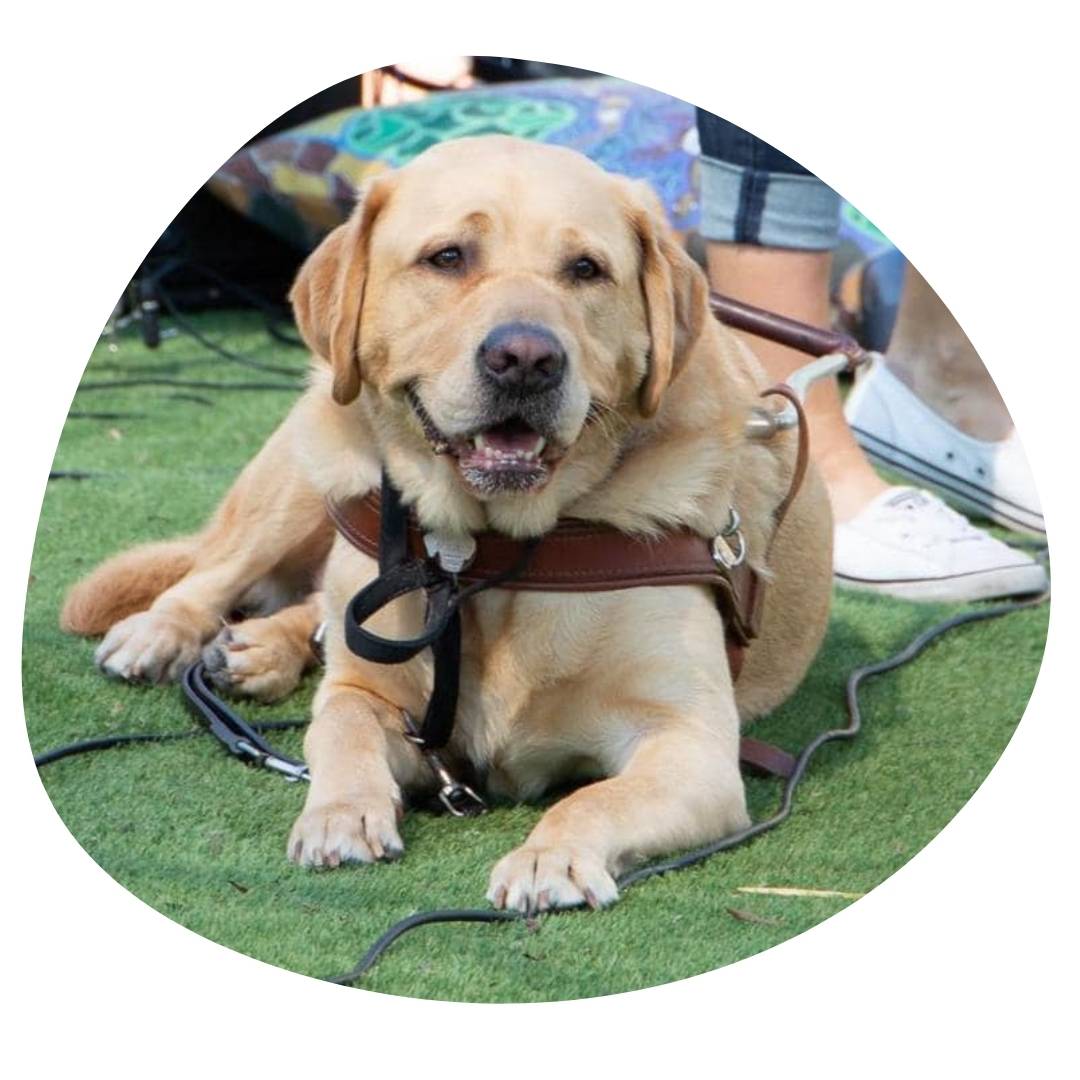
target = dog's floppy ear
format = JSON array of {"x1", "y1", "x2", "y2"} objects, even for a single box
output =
[
  {"x1": 289, "y1": 176, "x2": 392, "y2": 405},
  {"x1": 624, "y1": 183, "x2": 709, "y2": 417}
]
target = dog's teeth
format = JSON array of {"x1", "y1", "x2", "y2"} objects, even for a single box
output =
[
  {"x1": 474, "y1": 434, "x2": 488, "y2": 451},
  {"x1": 534, "y1": 437, "x2": 546, "y2": 456}
]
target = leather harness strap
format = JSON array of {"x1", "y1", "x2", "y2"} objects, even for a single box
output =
[
  {"x1": 328, "y1": 491, "x2": 764, "y2": 646},
  {"x1": 329, "y1": 383, "x2": 809, "y2": 781}
]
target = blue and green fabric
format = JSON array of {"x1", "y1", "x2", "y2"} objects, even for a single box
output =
[{"x1": 209, "y1": 75, "x2": 891, "y2": 262}]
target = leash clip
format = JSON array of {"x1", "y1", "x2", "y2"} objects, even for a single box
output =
[
  {"x1": 233, "y1": 738, "x2": 311, "y2": 783},
  {"x1": 436, "y1": 777, "x2": 488, "y2": 818},
  {"x1": 400, "y1": 710, "x2": 488, "y2": 817},
  {"x1": 712, "y1": 508, "x2": 746, "y2": 569},
  {"x1": 423, "y1": 530, "x2": 477, "y2": 575}
]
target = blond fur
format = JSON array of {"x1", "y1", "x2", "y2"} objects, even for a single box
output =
[
  {"x1": 60, "y1": 538, "x2": 197, "y2": 636},
  {"x1": 63, "y1": 136, "x2": 832, "y2": 908}
]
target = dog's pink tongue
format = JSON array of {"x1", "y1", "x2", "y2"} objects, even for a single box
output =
[{"x1": 483, "y1": 425, "x2": 543, "y2": 454}]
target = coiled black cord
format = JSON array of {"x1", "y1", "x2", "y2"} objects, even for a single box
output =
[
  {"x1": 322, "y1": 592, "x2": 1048, "y2": 985},
  {"x1": 33, "y1": 593, "x2": 1047, "y2": 985},
  {"x1": 79, "y1": 261, "x2": 308, "y2": 395},
  {"x1": 154, "y1": 283, "x2": 306, "y2": 382}
]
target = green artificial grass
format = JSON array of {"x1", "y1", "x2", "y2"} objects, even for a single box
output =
[{"x1": 24, "y1": 310, "x2": 1049, "y2": 1002}]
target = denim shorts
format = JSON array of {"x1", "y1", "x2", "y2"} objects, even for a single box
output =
[{"x1": 695, "y1": 108, "x2": 841, "y2": 251}]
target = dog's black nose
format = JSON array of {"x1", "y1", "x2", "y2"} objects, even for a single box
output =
[{"x1": 477, "y1": 322, "x2": 566, "y2": 394}]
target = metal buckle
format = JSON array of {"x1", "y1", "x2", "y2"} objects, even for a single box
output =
[
  {"x1": 309, "y1": 621, "x2": 326, "y2": 664},
  {"x1": 437, "y1": 779, "x2": 488, "y2": 817},
  {"x1": 261, "y1": 755, "x2": 311, "y2": 783},
  {"x1": 400, "y1": 710, "x2": 488, "y2": 817},
  {"x1": 712, "y1": 507, "x2": 746, "y2": 569},
  {"x1": 233, "y1": 738, "x2": 310, "y2": 783},
  {"x1": 423, "y1": 530, "x2": 477, "y2": 574}
]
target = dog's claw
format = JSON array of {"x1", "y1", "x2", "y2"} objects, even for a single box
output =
[
  {"x1": 287, "y1": 799, "x2": 404, "y2": 870},
  {"x1": 201, "y1": 620, "x2": 306, "y2": 703},
  {"x1": 487, "y1": 845, "x2": 618, "y2": 913}
]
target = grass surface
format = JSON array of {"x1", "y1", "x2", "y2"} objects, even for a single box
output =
[{"x1": 24, "y1": 311, "x2": 1049, "y2": 1002}]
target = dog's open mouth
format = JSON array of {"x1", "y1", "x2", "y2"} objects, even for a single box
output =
[{"x1": 407, "y1": 388, "x2": 559, "y2": 495}]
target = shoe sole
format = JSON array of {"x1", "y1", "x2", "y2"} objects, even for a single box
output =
[
  {"x1": 851, "y1": 426, "x2": 1046, "y2": 537},
  {"x1": 835, "y1": 562, "x2": 1048, "y2": 603}
]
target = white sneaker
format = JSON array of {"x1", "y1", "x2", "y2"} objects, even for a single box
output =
[
  {"x1": 844, "y1": 358, "x2": 1045, "y2": 536},
  {"x1": 834, "y1": 487, "x2": 1048, "y2": 602}
]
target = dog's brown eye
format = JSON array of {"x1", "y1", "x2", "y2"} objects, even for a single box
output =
[
  {"x1": 427, "y1": 246, "x2": 464, "y2": 271},
  {"x1": 571, "y1": 256, "x2": 601, "y2": 281}
]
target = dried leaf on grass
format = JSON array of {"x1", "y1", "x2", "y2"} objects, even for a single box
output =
[
  {"x1": 726, "y1": 907, "x2": 784, "y2": 926},
  {"x1": 735, "y1": 886, "x2": 864, "y2": 901}
]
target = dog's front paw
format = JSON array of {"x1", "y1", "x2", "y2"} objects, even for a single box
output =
[
  {"x1": 95, "y1": 608, "x2": 210, "y2": 684},
  {"x1": 288, "y1": 799, "x2": 404, "y2": 869},
  {"x1": 487, "y1": 844, "x2": 619, "y2": 914},
  {"x1": 202, "y1": 620, "x2": 307, "y2": 703}
]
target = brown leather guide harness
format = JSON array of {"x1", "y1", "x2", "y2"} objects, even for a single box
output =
[{"x1": 328, "y1": 294, "x2": 850, "y2": 806}]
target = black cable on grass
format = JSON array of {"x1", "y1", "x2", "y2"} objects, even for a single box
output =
[
  {"x1": 321, "y1": 592, "x2": 1049, "y2": 985},
  {"x1": 155, "y1": 284, "x2": 307, "y2": 381},
  {"x1": 32, "y1": 593, "x2": 1048, "y2": 984},
  {"x1": 322, "y1": 911, "x2": 522, "y2": 986},
  {"x1": 82, "y1": 263, "x2": 308, "y2": 395},
  {"x1": 265, "y1": 321, "x2": 306, "y2": 350},
  {"x1": 77, "y1": 377, "x2": 302, "y2": 393},
  {"x1": 34, "y1": 717, "x2": 307, "y2": 768},
  {"x1": 67, "y1": 411, "x2": 150, "y2": 421},
  {"x1": 88, "y1": 357, "x2": 232, "y2": 377},
  {"x1": 1010, "y1": 537, "x2": 1050, "y2": 556},
  {"x1": 177, "y1": 259, "x2": 307, "y2": 351}
]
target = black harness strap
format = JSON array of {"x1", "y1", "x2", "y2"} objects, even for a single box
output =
[
  {"x1": 343, "y1": 471, "x2": 536, "y2": 752},
  {"x1": 180, "y1": 662, "x2": 309, "y2": 781},
  {"x1": 377, "y1": 474, "x2": 410, "y2": 575}
]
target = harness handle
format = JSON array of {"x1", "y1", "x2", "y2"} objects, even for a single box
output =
[
  {"x1": 344, "y1": 561, "x2": 458, "y2": 665},
  {"x1": 343, "y1": 471, "x2": 538, "y2": 750},
  {"x1": 709, "y1": 292, "x2": 871, "y2": 366}
]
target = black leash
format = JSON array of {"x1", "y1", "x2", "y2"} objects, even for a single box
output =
[
  {"x1": 34, "y1": 591, "x2": 1047, "y2": 985},
  {"x1": 33, "y1": 714, "x2": 307, "y2": 769},
  {"x1": 34, "y1": 663, "x2": 309, "y2": 772},
  {"x1": 179, "y1": 662, "x2": 309, "y2": 782}
]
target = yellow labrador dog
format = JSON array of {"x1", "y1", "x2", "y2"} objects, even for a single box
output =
[{"x1": 63, "y1": 136, "x2": 832, "y2": 912}]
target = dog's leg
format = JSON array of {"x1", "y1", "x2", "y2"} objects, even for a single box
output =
[
  {"x1": 486, "y1": 723, "x2": 749, "y2": 912},
  {"x1": 91, "y1": 403, "x2": 334, "y2": 684},
  {"x1": 287, "y1": 683, "x2": 427, "y2": 868},
  {"x1": 201, "y1": 593, "x2": 323, "y2": 703}
]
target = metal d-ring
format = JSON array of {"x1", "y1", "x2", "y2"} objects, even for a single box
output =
[{"x1": 712, "y1": 507, "x2": 746, "y2": 569}]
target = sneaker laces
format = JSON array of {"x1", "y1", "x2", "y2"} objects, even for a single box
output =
[{"x1": 873, "y1": 489, "x2": 988, "y2": 550}]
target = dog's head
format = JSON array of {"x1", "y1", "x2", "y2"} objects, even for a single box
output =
[{"x1": 290, "y1": 136, "x2": 709, "y2": 523}]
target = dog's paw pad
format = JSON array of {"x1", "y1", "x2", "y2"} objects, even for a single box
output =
[
  {"x1": 287, "y1": 800, "x2": 404, "y2": 869},
  {"x1": 487, "y1": 845, "x2": 618, "y2": 914}
]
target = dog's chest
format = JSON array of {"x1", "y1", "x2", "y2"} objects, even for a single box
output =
[{"x1": 451, "y1": 589, "x2": 631, "y2": 798}]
